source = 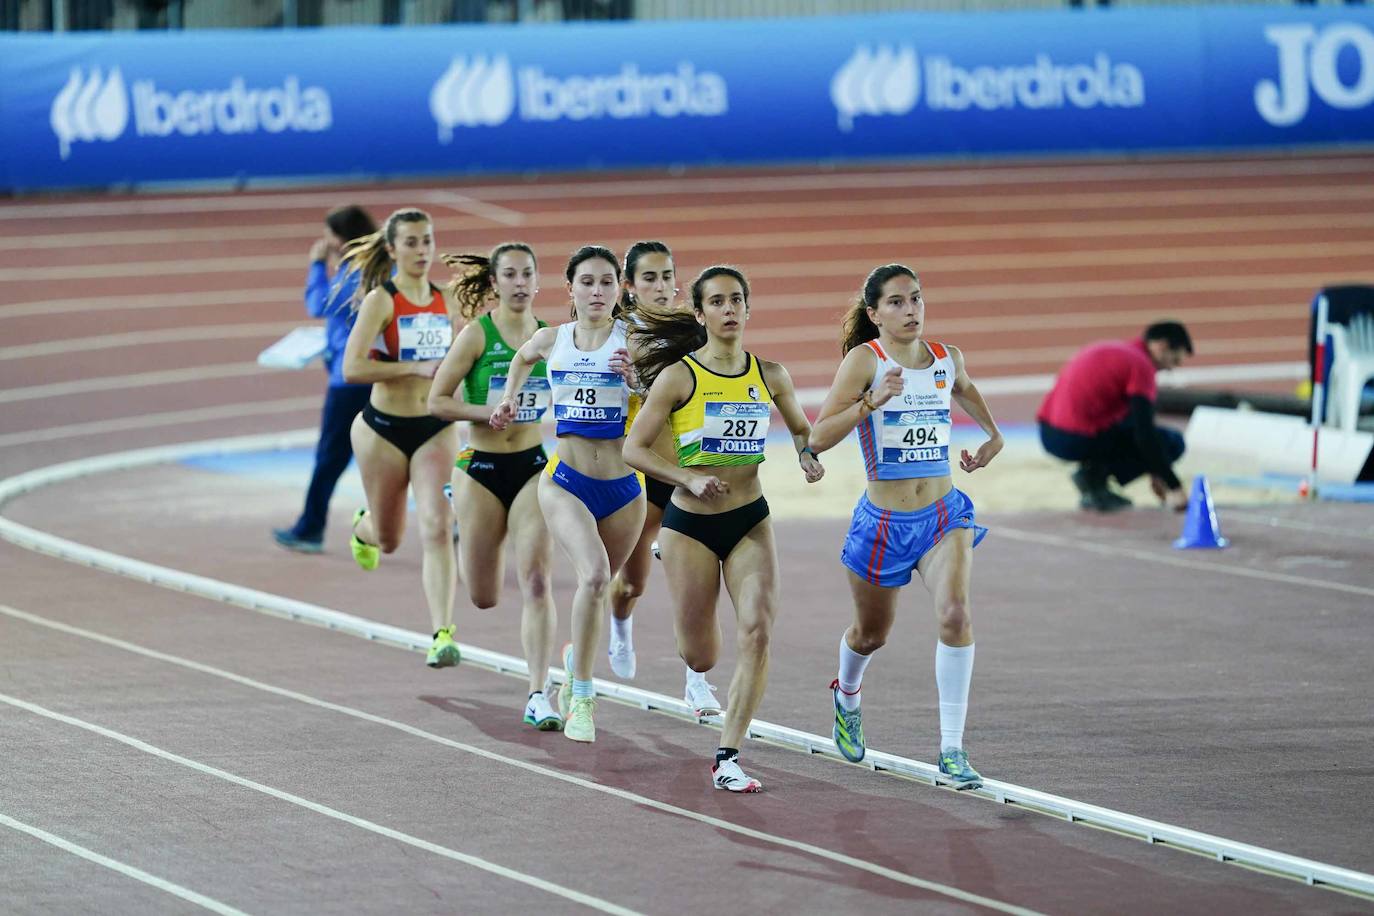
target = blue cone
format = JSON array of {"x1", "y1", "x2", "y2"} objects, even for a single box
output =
[{"x1": 1172, "y1": 475, "x2": 1229, "y2": 549}]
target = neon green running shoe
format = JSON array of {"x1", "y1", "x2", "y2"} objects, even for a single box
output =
[
  {"x1": 557, "y1": 642, "x2": 575, "y2": 718},
  {"x1": 830, "y1": 679, "x2": 865, "y2": 763},
  {"x1": 350, "y1": 508, "x2": 379, "y2": 571},
  {"x1": 938, "y1": 748, "x2": 983, "y2": 790},
  {"x1": 426, "y1": 627, "x2": 461, "y2": 669},
  {"x1": 564, "y1": 696, "x2": 596, "y2": 743}
]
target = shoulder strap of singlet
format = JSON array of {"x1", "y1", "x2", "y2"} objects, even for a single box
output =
[
  {"x1": 382, "y1": 280, "x2": 399, "y2": 297},
  {"x1": 928, "y1": 341, "x2": 948, "y2": 360},
  {"x1": 864, "y1": 339, "x2": 887, "y2": 361}
]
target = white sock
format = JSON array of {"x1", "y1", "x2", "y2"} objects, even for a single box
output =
[
  {"x1": 836, "y1": 634, "x2": 873, "y2": 712},
  {"x1": 935, "y1": 641, "x2": 975, "y2": 751},
  {"x1": 610, "y1": 616, "x2": 633, "y2": 650},
  {"x1": 685, "y1": 665, "x2": 706, "y2": 685}
]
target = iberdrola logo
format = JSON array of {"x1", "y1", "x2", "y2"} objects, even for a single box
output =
[
  {"x1": 51, "y1": 67, "x2": 130, "y2": 159},
  {"x1": 429, "y1": 55, "x2": 517, "y2": 141}
]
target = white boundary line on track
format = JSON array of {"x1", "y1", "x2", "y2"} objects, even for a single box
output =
[
  {"x1": 0, "y1": 603, "x2": 1038, "y2": 915},
  {"x1": 16, "y1": 212, "x2": 1374, "y2": 254},
  {"x1": 1, "y1": 155, "x2": 1371, "y2": 220},
  {"x1": 0, "y1": 693, "x2": 645, "y2": 916},
  {"x1": 0, "y1": 362, "x2": 1303, "y2": 451},
  {"x1": 0, "y1": 431, "x2": 1370, "y2": 899},
  {"x1": 992, "y1": 528, "x2": 1374, "y2": 601},
  {"x1": 0, "y1": 812, "x2": 248, "y2": 915},
  {"x1": 0, "y1": 322, "x2": 303, "y2": 361},
  {"x1": 0, "y1": 398, "x2": 317, "y2": 449},
  {"x1": 1223, "y1": 510, "x2": 1374, "y2": 542},
  {"x1": 6, "y1": 239, "x2": 1368, "y2": 285},
  {"x1": 0, "y1": 364, "x2": 265, "y2": 405}
]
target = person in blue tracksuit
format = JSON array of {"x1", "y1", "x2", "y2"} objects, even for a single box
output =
[{"x1": 273, "y1": 205, "x2": 378, "y2": 553}]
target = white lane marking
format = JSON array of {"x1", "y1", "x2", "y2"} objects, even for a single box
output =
[
  {"x1": 795, "y1": 361, "x2": 1305, "y2": 405},
  {"x1": 4, "y1": 239, "x2": 1366, "y2": 284},
  {"x1": 0, "y1": 694, "x2": 644, "y2": 916},
  {"x1": 0, "y1": 364, "x2": 265, "y2": 405},
  {"x1": 0, "y1": 322, "x2": 303, "y2": 361},
  {"x1": 0, "y1": 398, "x2": 317, "y2": 449},
  {"x1": 421, "y1": 190, "x2": 526, "y2": 226},
  {"x1": 1223, "y1": 510, "x2": 1374, "y2": 542},
  {"x1": 747, "y1": 303, "x2": 1304, "y2": 347},
  {"x1": 994, "y1": 527, "x2": 1374, "y2": 601},
  {"x1": 1, "y1": 436, "x2": 1370, "y2": 897},
  {"x1": 0, "y1": 607, "x2": 1040, "y2": 915},
  {"x1": 4, "y1": 223, "x2": 319, "y2": 251},
  {"x1": 0, "y1": 812, "x2": 248, "y2": 915},
  {"x1": 0, "y1": 155, "x2": 1368, "y2": 220},
  {"x1": 16, "y1": 211, "x2": 1372, "y2": 254},
  {"x1": 0, "y1": 288, "x2": 301, "y2": 320}
]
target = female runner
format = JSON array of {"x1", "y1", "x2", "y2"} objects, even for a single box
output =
[
  {"x1": 808, "y1": 264, "x2": 1002, "y2": 789},
  {"x1": 625, "y1": 266, "x2": 824, "y2": 792}
]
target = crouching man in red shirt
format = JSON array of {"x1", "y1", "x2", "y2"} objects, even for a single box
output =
[{"x1": 1037, "y1": 322, "x2": 1194, "y2": 512}]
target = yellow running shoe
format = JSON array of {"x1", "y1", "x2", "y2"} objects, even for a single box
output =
[
  {"x1": 350, "y1": 508, "x2": 379, "y2": 571},
  {"x1": 426, "y1": 627, "x2": 461, "y2": 669},
  {"x1": 564, "y1": 696, "x2": 596, "y2": 743}
]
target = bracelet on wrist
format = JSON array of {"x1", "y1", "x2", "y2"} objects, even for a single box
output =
[
  {"x1": 860, "y1": 391, "x2": 877, "y2": 412},
  {"x1": 798, "y1": 446, "x2": 815, "y2": 461}
]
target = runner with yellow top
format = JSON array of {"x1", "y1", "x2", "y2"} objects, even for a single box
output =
[
  {"x1": 625, "y1": 265, "x2": 824, "y2": 793},
  {"x1": 429, "y1": 242, "x2": 563, "y2": 732}
]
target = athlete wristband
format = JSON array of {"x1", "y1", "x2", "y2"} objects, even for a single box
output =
[
  {"x1": 859, "y1": 391, "x2": 877, "y2": 412},
  {"x1": 798, "y1": 446, "x2": 816, "y2": 462}
]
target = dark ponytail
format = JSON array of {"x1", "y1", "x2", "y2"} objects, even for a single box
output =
[
  {"x1": 841, "y1": 263, "x2": 917, "y2": 354},
  {"x1": 618, "y1": 240, "x2": 673, "y2": 314},
  {"x1": 631, "y1": 265, "x2": 748, "y2": 389},
  {"x1": 443, "y1": 242, "x2": 536, "y2": 321}
]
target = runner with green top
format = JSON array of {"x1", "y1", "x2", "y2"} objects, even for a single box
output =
[{"x1": 429, "y1": 242, "x2": 562, "y2": 731}]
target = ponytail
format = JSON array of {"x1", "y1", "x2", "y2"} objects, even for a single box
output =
[
  {"x1": 338, "y1": 208, "x2": 431, "y2": 309},
  {"x1": 630, "y1": 265, "x2": 747, "y2": 390},
  {"x1": 618, "y1": 239, "x2": 673, "y2": 315},
  {"x1": 442, "y1": 242, "x2": 537, "y2": 321},
  {"x1": 841, "y1": 263, "x2": 917, "y2": 354}
]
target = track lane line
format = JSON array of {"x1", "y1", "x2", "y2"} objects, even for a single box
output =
[
  {"x1": 5, "y1": 239, "x2": 1366, "y2": 283},
  {"x1": 16, "y1": 212, "x2": 1374, "y2": 254},
  {"x1": 1, "y1": 154, "x2": 1368, "y2": 220},
  {"x1": 0, "y1": 398, "x2": 317, "y2": 449},
  {"x1": 0, "y1": 433, "x2": 1370, "y2": 898},
  {"x1": 0, "y1": 322, "x2": 303, "y2": 361},
  {"x1": 0, "y1": 812, "x2": 248, "y2": 915},
  {"x1": 0, "y1": 607, "x2": 1039, "y2": 915},
  {"x1": 0, "y1": 692, "x2": 646, "y2": 916}
]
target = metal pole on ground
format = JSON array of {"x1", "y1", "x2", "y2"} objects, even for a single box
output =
[{"x1": 1304, "y1": 293, "x2": 1330, "y2": 500}]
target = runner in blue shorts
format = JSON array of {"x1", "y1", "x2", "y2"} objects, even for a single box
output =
[{"x1": 809, "y1": 263, "x2": 1003, "y2": 789}]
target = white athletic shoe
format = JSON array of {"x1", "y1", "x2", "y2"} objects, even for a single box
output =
[
  {"x1": 712, "y1": 757, "x2": 762, "y2": 793},
  {"x1": 607, "y1": 637, "x2": 636, "y2": 679},
  {"x1": 522, "y1": 692, "x2": 563, "y2": 732},
  {"x1": 685, "y1": 675, "x2": 722, "y2": 717}
]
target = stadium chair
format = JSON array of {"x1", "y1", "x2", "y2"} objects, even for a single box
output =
[{"x1": 1326, "y1": 313, "x2": 1374, "y2": 433}]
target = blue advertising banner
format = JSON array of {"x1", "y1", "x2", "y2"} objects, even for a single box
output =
[{"x1": 1, "y1": 8, "x2": 1371, "y2": 191}]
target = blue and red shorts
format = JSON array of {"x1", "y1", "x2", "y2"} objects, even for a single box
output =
[{"x1": 841, "y1": 488, "x2": 988, "y2": 588}]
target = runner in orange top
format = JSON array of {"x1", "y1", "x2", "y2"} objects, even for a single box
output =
[{"x1": 339, "y1": 208, "x2": 463, "y2": 670}]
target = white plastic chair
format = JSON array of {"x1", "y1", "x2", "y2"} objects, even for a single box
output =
[{"x1": 1326, "y1": 313, "x2": 1374, "y2": 432}]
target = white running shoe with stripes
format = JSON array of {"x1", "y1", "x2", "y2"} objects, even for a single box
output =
[
  {"x1": 684, "y1": 674, "x2": 722, "y2": 717},
  {"x1": 712, "y1": 757, "x2": 762, "y2": 793}
]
